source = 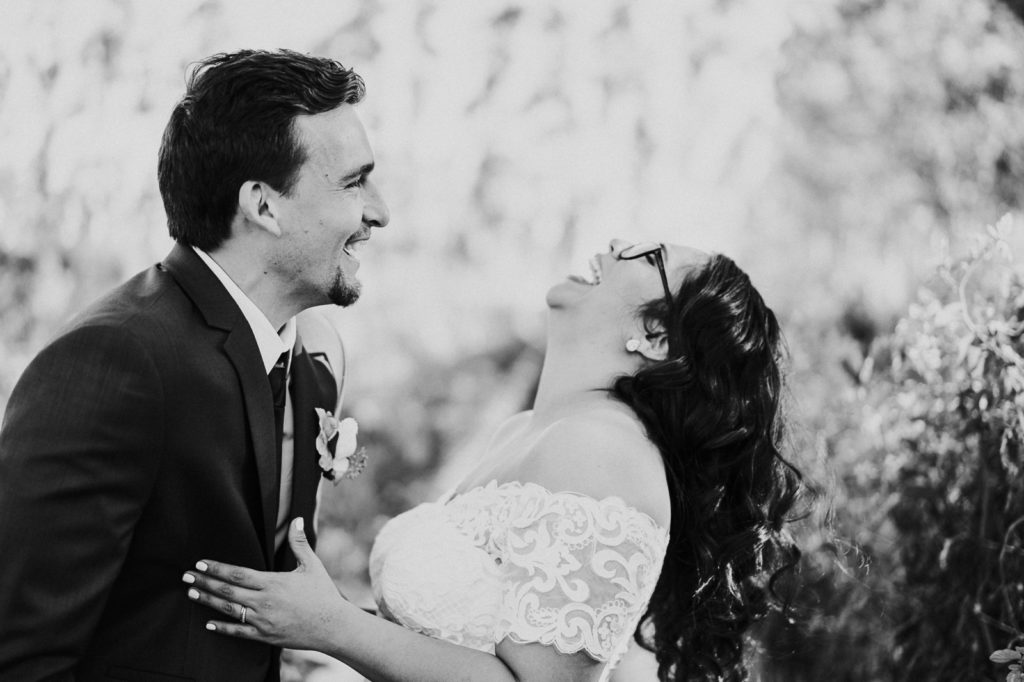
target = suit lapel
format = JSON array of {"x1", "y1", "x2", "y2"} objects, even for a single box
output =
[
  {"x1": 162, "y1": 244, "x2": 279, "y2": 567},
  {"x1": 224, "y1": 331, "x2": 279, "y2": 567},
  {"x1": 160, "y1": 244, "x2": 241, "y2": 330}
]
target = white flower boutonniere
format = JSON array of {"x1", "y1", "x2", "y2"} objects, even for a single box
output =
[{"x1": 314, "y1": 408, "x2": 369, "y2": 484}]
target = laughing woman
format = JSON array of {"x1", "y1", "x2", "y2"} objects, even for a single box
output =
[{"x1": 183, "y1": 240, "x2": 806, "y2": 682}]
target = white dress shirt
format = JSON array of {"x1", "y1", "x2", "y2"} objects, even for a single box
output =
[{"x1": 193, "y1": 247, "x2": 297, "y2": 552}]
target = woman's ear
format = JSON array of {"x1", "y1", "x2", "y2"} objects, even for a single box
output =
[
  {"x1": 237, "y1": 181, "x2": 283, "y2": 237},
  {"x1": 638, "y1": 332, "x2": 669, "y2": 362},
  {"x1": 626, "y1": 328, "x2": 669, "y2": 361}
]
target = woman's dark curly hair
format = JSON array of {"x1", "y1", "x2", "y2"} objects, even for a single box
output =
[{"x1": 610, "y1": 253, "x2": 805, "y2": 681}]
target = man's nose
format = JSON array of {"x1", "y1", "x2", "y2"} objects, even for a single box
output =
[{"x1": 364, "y1": 180, "x2": 390, "y2": 228}]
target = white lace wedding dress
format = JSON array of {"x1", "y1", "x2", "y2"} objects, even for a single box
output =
[{"x1": 368, "y1": 480, "x2": 669, "y2": 681}]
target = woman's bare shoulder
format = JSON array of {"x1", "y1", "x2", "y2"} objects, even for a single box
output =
[
  {"x1": 487, "y1": 410, "x2": 533, "y2": 449},
  {"x1": 518, "y1": 406, "x2": 671, "y2": 527}
]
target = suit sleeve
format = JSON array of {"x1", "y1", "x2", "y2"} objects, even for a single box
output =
[{"x1": 0, "y1": 324, "x2": 164, "y2": 680}]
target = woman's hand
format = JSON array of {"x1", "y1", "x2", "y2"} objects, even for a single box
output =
[{"x1": 182, "y1": 517, "x2": 350, "y2": 651}]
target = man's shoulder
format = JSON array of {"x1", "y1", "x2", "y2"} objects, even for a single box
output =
[{"x1": 57, "y1": 261, "x2": 200, "y2": 351}]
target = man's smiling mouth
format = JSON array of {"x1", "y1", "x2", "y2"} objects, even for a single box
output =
[{"x1": 342, "y1": 233, "x2": 370, "y2": 259}]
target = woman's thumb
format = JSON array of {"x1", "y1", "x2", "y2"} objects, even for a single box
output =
[{"x1": 288, "y1": 517, "x2": 314, "y2": 566}]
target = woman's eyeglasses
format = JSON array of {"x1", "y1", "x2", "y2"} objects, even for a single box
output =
[{"x1": 617, "y1": 242, "x2": 673, "y2": 308}]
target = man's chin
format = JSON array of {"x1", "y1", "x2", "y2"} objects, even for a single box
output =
[{"x1": 328, "y1": 279, "x2": 361, "y2": 307}]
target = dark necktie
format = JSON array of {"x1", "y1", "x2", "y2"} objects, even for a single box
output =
[{"x1": 268, "y1": 351, "x2": 289, "y2": 470}]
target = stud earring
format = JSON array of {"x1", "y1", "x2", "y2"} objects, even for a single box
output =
[{"x1": 625, "y1": 338, "x2": 642, "y2": 353}]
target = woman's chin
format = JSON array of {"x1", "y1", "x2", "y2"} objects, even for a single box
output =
[{"x1": 545, "y1": 279, "x2": 593, "y2": 309}]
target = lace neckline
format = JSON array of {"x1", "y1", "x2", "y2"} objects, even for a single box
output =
[{"x1": 445, "y1": 479, "x2": 669, "y2": 534}]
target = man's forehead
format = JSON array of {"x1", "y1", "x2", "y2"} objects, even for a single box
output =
[
  {"x1": 294, "y1": 103, "x2": 361, "y2": 135},
  {"x1": 294, "y1": 105, "x2": 372, "y2": 168}
]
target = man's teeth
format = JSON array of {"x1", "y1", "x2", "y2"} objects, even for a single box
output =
[{"x1": 343, "y1": 240, "x2": 364, "y2": 257}]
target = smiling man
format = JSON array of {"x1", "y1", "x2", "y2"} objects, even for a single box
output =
[{"x1": 0, "y1": 50, "x2": 388, "y2": 681}]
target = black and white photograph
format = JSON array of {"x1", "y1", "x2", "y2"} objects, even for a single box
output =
[{"x1": 1, "y1": 1, "x2": 1024, "y2": 680}]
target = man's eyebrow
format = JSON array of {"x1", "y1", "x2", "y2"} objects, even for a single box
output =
[{"x1": 338, "y1": 163, "x2": 375, "y2": 183}]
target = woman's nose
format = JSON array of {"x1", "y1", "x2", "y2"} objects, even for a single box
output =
[{"x1": 609, "y1": 238, "x2": 630, "y2": 254}]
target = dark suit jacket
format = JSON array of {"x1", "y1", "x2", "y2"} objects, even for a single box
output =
[{"x1": 0, "y1": 244, "x2": 338, "y2": 681}]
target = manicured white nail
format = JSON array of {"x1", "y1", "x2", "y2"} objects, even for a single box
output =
[
  {"x1": 294, "y1": 517, "x2": 304, "y2": 532},
  {"x1": 196, "y1": 561, "x2": 209, "y2": 572},
  {"x1": 206, "y1": 622, "x2": 216, "y2": 631},
  {"x1": 188, "y1": 588, "x2": 200, "y2": 600},
  {"x1": 182, "y1": 573, "x2": 195, "y2": 584}
]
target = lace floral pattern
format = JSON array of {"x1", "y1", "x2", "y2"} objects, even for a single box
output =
[{"x1": 369, "y1": 480, "x2": 669, "y2": 676}]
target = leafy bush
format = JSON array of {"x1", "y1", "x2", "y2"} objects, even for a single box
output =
[
  {"x1": 757, "y1": 217, "x2": 1024, "y2": 681},
  {"x1": 872, "y1": 218, "x2": 1024, "y2": 680},
  {"x1": 990, "y1": 645, "x2": 1024, "y2": 682}
]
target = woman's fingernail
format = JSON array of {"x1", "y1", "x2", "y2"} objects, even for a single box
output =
[
  {"x1": 182, "y1": 573, "x2": 195, "y2": 584},
  {"x1": 206, "y1": 622, "x2": 216, "y2": 631},
  {"x1": 188, "y1": 588, "x2": 200, "y2": 600},
  {"x1": 196, "y1": 561, "x2": 209, "y2": 572},
  {"x1": 294, "y1": 517, "x2": 304, "y2": 532}
]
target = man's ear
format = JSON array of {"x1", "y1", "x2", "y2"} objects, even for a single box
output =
[{"x1": 237, "y1": 181, "x2": 283, "y2": 237}]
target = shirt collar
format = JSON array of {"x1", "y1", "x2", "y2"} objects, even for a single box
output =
[{"x1": 193, "y1": 247, "x2": 295, "y2": 374}]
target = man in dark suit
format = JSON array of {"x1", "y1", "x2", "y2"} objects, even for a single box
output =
[{"x1": 0, "y1": 49, "x2": 389, "y2": 681}]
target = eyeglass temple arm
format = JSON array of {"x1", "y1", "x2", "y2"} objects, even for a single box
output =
[{"x1": 654, "y1": 251, "x2": 672, "y2": 302}]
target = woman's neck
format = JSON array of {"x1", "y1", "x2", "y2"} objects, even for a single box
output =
[{"x1": 532, "y1": 341, "x2": 635, "y2": 418}]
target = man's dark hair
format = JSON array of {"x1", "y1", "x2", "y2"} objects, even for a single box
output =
[{"x1": 157, "y1": 49, "x2": 365, "y2": 250}]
